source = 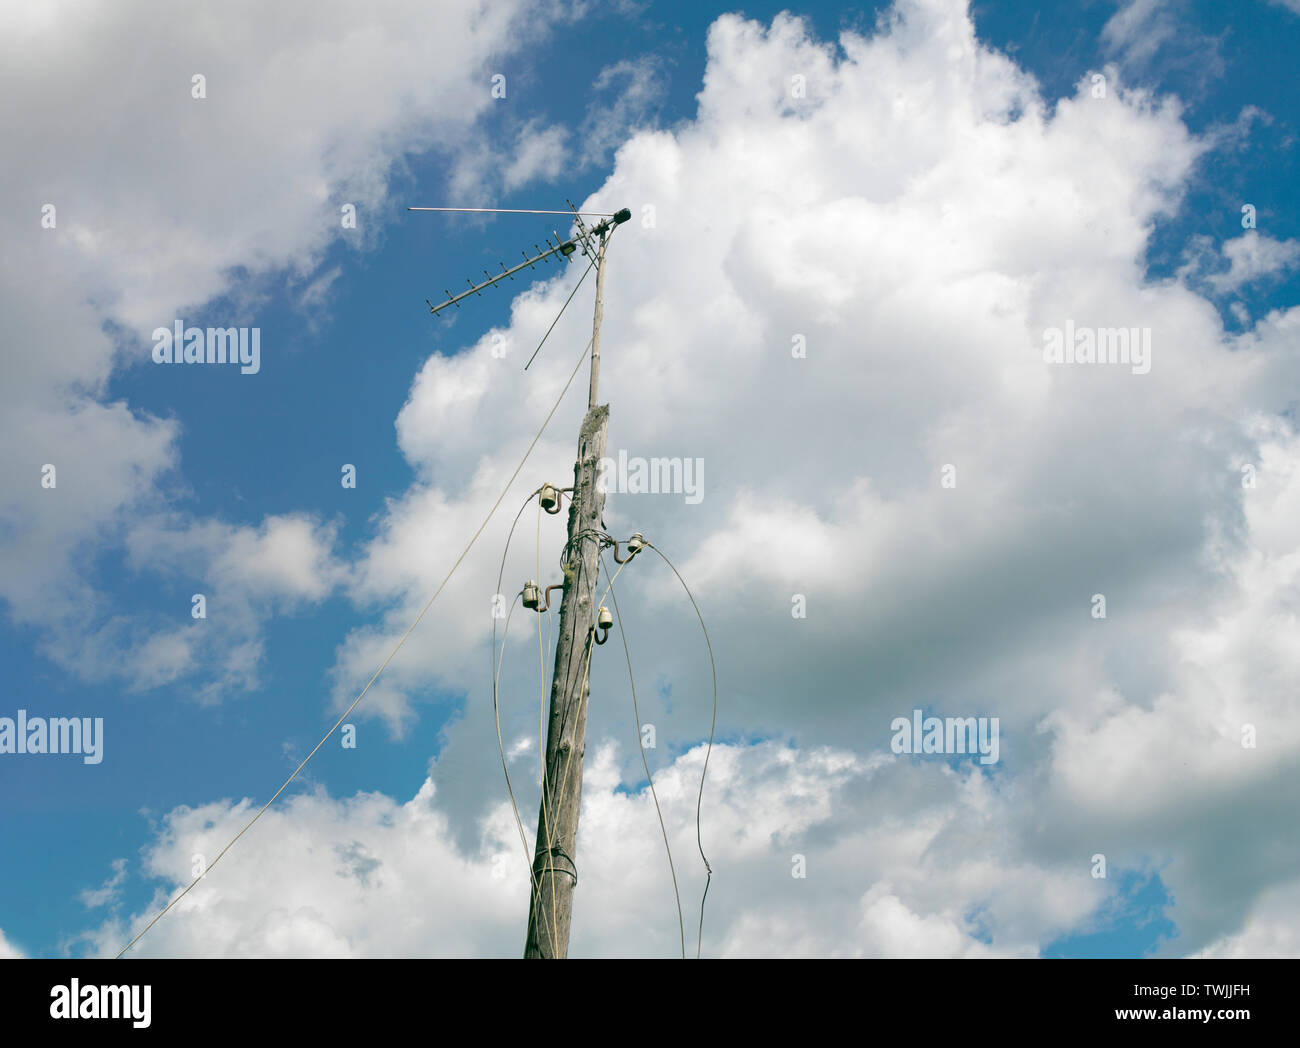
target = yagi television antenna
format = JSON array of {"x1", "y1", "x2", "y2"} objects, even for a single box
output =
[{"x1": 408, "y1": 203, "x2": 631, "y2": 317}]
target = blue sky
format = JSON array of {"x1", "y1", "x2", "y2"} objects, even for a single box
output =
[{"x1": 2, "y1": 0, "x2": 1299, "y2": 959}]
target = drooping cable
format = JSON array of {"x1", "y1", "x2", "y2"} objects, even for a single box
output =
[
  {"x1": 646, "y1": 542, "x2": 716, "y2": 960},
  {"x1": 490, "y1": 492, "x2": 552, "y2": 946},
  {"x1": 600, "y1": 550, "x2": 686, "y2": 958}
]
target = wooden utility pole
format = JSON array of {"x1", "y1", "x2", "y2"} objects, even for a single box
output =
[
  {"x1": 524, "y1": 222, "x2": 615, "y2": 958},
  {"x1": 412, "y1": 201, "x2": 630, "y2": 958},
  {"x1": 523, "y1": 404, "x2": 607, "y2": 957}
]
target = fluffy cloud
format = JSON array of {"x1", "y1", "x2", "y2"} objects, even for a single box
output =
[
  {"x1": 0, "y1": 928, "x2": 24, "y2": 959},
  {"x1": 85, "y1": 739, "x2": 1096, "y2": 958},
  {"x1": 118, "y1": 513, "x2": 346, "y2": 698},
  {"x1": 1207, "y1": 231, "x2": 1300, "y2": 292},
  {"x1": 1194, "y1": 880, "x2": 1300, "y2": 958},
  {"x1": 579, "y1": 56, "x2": 668, "y2": 168}
]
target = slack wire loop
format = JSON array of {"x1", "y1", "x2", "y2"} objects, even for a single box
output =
[
  {"x1": 600, "y1": 551, "x2": 686, "y2": 958},
  {"x1": 646, "y1": 542, "x2": 716, "y2": 959}
]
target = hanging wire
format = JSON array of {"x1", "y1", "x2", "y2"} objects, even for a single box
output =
[
  {"x1": 646, "y1": 542, "x2": 716, "y2": 959},
  {"x1": 600, "y1": 550, "x2": 686, "y2": 957},
  {"x1": 524, "y1": 250, "x2": 599, "y2": 370},
  {"x1": 535, "y1": 498, "x2": 559, "y2": 944},
  {"x1": 492, "y1": 489, "x2": 554, "y2": 949}
]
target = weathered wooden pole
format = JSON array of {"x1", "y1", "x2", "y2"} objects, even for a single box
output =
[{"x1": 524, "y1": 227, "x2": 611, "y2": 958}]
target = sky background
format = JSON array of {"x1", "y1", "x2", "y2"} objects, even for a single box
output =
[{"x1": 1, "y1": 0, "x2": 1298, "y2": 959}]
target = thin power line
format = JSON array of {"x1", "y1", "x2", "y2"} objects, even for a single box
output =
[
  {"x1": 600, "y1": 550, "x2": 686, "y2": 958},
  {"x1": 492, "y1": 589, "x2": 531, "y2": 865},
  {"x1": 491, "y1": 575, "x2": 557, "y2": 950},
  {"x1": 646, "y1": 542, "x2": 716, "y2": 959},
  {"x1": 116, "y1": 327, "x2": 596, "y2": 959},
  {"x1": 492, "y1": 493, "x2": 544, "y2": 891},
  {"x1": 491, "y1": 492, "x2": 577, "y2": 953},
  {"x1": 525, "y1": 251, "x2": 598, "y2": 370},
  {"x1": 535, "y1": 500, "x2": 559, "y2": 945}
]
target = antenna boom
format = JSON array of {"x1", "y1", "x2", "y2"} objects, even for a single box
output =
[
  {"x1": 423, "y1": 209, "x2": 630, "y2": 316},
  {"x1": 428, "y1": 237, "x2": 578, "y2": 315}
]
